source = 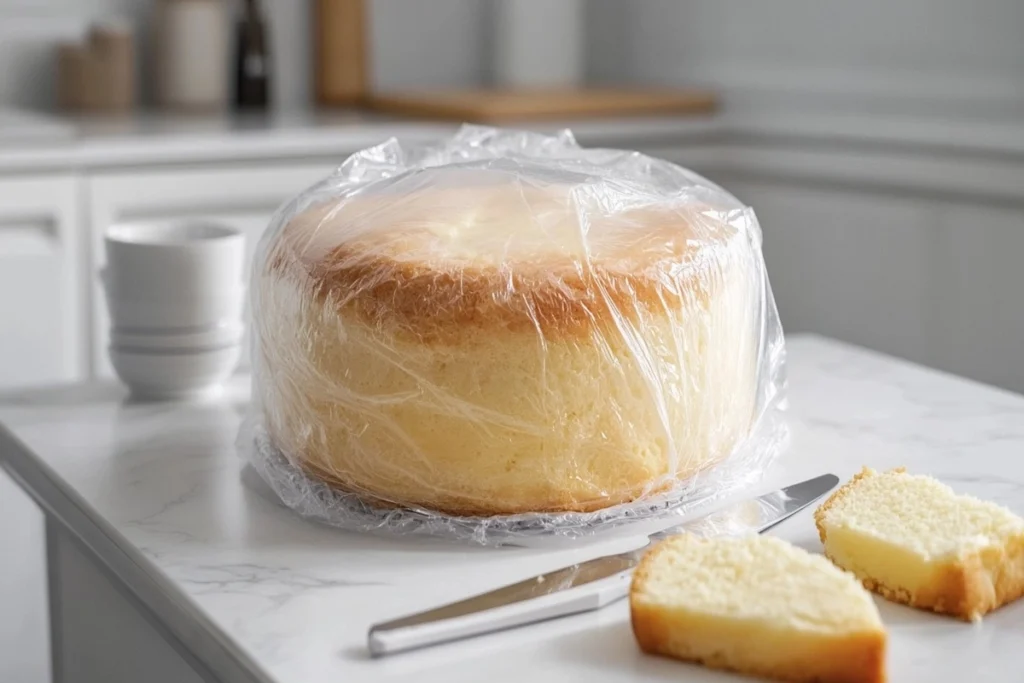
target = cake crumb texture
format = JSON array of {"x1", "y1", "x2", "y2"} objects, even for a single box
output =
[
  {"x1": 815, "y1": 466, "x2": 1024, "y2": 621},
  {"x1": 630, "y1": 534, "x2": 887, "y2": 683}
]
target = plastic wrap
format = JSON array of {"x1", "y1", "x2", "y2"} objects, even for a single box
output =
[{"x1": 240, "y1": 125, "x2": 788, "y2": 545}]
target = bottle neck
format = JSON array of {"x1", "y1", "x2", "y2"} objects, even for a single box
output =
[{"x1": 242, "y1": 0, "x2": 262, "y2": 21}]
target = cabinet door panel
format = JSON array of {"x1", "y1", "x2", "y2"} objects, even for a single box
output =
[
  {"x1": 88, "y1": 163, "x2": 337, "y2": 378},
  {"x1": 720, "y1": 179, "x2": 935, "y2": 365},
  {"x1": 931, "y1": 202, "x2": 1024, "y2": 393},
  {"x1": 715, "y1": 175, "x2": 1024, "y2": 395},
  {"x1": 0, "y1": 175, "x2": 81, "y2": 388}
]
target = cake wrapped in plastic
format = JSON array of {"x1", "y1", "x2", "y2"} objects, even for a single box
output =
[{"x1": 240, "y1": 125, "x2": 788, "y2": 544}]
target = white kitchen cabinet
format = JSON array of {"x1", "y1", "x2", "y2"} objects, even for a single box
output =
[
  {"x1": 0, "y1": 174, "x2": 82, "y2": 389},
  {"x1": 0, "y1": 171, "x2": 74, "y2": 683},
  {"x1": 716, "y1": 176, "x2": 1024, "y2": 395},
  {"x1": 87, "y1": 162, "x2": 338, "y2": 378},
  {"x1": 929, "y1": 202, "x2": 1024, "y2": 392},
  {"x1": 0, "y1": 473, "x2": 48, "y2": 683},
  {"x1": 722, "y1": 179, "x2": 936, "y2": 364}
]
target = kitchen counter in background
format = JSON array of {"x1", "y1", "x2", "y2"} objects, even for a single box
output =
[
  {"x1": 5, "y1": 106, "x2": 1024, "y2": 172},
  {"x1": 0, "y1": 108, "x2": 725, "y2": 172},
  {"x1": 2, "y1": 334, "x2": 1023, "y2": 683}
]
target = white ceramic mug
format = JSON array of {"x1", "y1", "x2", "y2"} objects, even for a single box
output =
[
  {"x1": 105, "y1": 220, "x2": 245, "y2": 294},
  {"x1": 109, "y1": 345, "x2": 242, "y2": 400},
  {"x1": 103, "y1": 221, "x2": 246, "y2": 330},
  {"x1": 102, "y1": 277, "x2": 246, "y2": 331}
]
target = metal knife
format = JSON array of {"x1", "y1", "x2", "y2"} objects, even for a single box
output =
[{"x1": 368, "y1": 473, "x2": 838, "y2": 656}]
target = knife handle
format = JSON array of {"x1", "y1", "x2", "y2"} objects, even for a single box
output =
[{"x1": 368, "y1": 571, "x2": 631, "y2": 657}]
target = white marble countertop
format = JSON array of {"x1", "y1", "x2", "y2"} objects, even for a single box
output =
[{"x1": 2, "y1": 334, "x2": 1023, "y2": 683}]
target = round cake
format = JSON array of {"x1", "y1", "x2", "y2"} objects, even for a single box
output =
[{"x1": 253, "y1": 168, "x2": 762, "y2": 516}]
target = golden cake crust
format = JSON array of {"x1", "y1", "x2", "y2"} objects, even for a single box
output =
[{"x1": 269, "y1": 184, "x2": 740, "y2": 343}]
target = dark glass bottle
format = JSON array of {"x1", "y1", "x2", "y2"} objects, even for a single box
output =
[{"x1": 234, "y1": 0, "x2": 270, "y2": 110}]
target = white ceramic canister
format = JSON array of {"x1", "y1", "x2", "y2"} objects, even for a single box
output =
[
  {"x1": 493, "y1": 0, "x2": 584, "y2": 89},
  {"x1": 103, "y1": 220, "x2": 246, "y2": 330},
  {"x1": 155, "y1": 0, "x2": 230, "y2": 110}
]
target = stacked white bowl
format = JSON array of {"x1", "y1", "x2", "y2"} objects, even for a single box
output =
[{"x1": 102, "y1": 221, "x2": 246, "y2": 400}]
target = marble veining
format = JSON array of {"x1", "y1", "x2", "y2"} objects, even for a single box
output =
[{"x1": 2, "y1": 334, "x2": 1024, "y2": 682}]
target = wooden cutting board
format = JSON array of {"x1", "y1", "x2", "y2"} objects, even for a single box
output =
[{"x1": 364, "y1": 88, "x2": 717, "y2": 123}]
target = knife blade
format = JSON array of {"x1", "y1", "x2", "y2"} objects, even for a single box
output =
[{"x1": 368, "y1": 473, "x2": 838, "y2": 657}]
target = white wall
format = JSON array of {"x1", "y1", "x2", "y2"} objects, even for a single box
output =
[
  {"x1": 370, "y1": 0, "x2": 489, "y2": 91},
  {"x1": 589, "y1": 0, "x2": 1024, "y2": 118},
  {"x1": 0, "y1": 0, "x2": 149, "y2": 109},
  {"x1": 0, "y1": 0, "x2": 489, "y2": 111}
]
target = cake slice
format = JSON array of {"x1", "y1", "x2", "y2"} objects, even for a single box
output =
[
  {"x1": 815, "y1": 467, "x2": 1024, "y2": 621},
  {"x1": 630, "y1": 534, "x2": 886, "y2": 683}
]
